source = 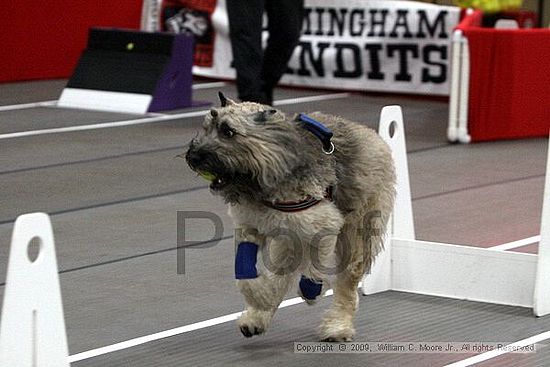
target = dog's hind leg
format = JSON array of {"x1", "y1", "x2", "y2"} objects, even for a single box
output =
[
  {"x1": 298, "y1": 228, "x2": 340, "y2": 305},
  {"x1": 318, "y1": 265, "x2": 364, "y2": 341},
  {"x1": 319, "y1": 185, "x2": 392, "y2": 342},
  {"x1": 318, "y1": 219, "x2": 367, "y2": 342}
]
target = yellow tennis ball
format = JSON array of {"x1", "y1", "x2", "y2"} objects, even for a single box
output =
[{"x1": 199, "y1": 171, "x2": 216, "y2": 182}]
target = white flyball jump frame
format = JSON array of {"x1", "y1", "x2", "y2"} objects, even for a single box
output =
[
  {"x1": 1, "y1": 106, "x2": 549, "y2": 365},
  {"x1": 366, "y1": 106, "x2": 550, "y2": 317},
  {"x1": 447, "y1": 29, "x2": 472, "y2": 144},
  {"x1": 0, "y1": 213, "x2": 70, "y2": 366},
  {"x1": 447, "y1": 8, "x2": 474, "y2": 144}
]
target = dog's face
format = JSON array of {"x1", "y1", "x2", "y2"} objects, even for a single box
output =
[{"x1": 186, "y1": 93, "x2": 303, "y2": 201}]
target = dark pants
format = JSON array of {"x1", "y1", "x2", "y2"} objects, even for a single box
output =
[{"x1": 226, "y1": 0, "x2": 304, "y2": 105}]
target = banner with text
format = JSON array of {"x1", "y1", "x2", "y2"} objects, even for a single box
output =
[{"x1": 192, "y1": 0, "x2": 460, "y2": 95}]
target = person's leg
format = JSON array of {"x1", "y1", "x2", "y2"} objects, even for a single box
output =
[
  {"x1": 226, "y1": 0, "x2": 265, "y2": 102},
  {"x1": 262, "y1": 0, "x2": 304, "y2": 104}
]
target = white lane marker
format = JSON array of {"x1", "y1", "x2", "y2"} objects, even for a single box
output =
[
  {"x1": 68, "y1": 289, "x2": 334, "y2": 363},
  {"x1": 0, "y1": 110, "x2": 206, "y2": 139},
  {"x1": 0, "y1": 100, "x2": 57, "y2": 112},
  {"x1": 443, "y1": 330, "x2": 550, "y2": 367},
  {"x1": 274, "y1": 92, "x2": 350, "y2": 106},
  {"x1": 489, "y1": 235, "x2": 540, "y2": 251},
  {"x1": 192, "y1": 81, "x2": 228, "y2": 90},
  {"x1": 0, "y1": 93, "x2": 352, "y2": 140},
  {"x1": 0, "y1": 82, "x2": 228, "y2": 113}
]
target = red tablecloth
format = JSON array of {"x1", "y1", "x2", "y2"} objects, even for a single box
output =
[{"x1": 457, "y1": 11, "x2": 550, "y2": 141}]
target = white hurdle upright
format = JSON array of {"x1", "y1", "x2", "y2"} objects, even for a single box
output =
[
  {"x1": 362, "y1": 106, "x2": 415, "y2": 295},
  {"x1": 447, "y1": 9, "x2": 474, "y2": 144},
  {"x1": 447, "y1": 29, "x2": 472, "y2": 144},
  {"x1": 0, "y1": 213, "x2": 70, "y2": 366},
  {"x1": 365, "y1": 106, "x2": 550, "y2": 316},
  {"x1": 534, "y1": 134, "x2": 550, "y2": 316}
]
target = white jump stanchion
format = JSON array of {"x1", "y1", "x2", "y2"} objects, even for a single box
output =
[
  {"x1": 447, "y1": 30, "x2": 463, "y2": 143},
  {"x1": 140, "y1": 0, "x2": 162, "y2": 32},
  {"x1": 534, "y1": 137, "x2": 550, "y2": 316},
  {"x1": 363, "y1": 106, "x2": 550, "y2": 317},
  {"x1": 379, "y1": 106, "x2": 415, "y2": 240},
  {"x1": 362, "y1": 106, "x2": 415, "y2": 295},
  {"x1": 448, "y1": 30, "x2": 472, "y2": 144},
  {"x1": 0, "y1": 213, "x2": 69, "y2": 367},
  {"x1": 457, "y1": 35, "x2": 471, "y2": 144},
  {"x1": 448, "y1": 9, "x2": 474, "y2": 144}
]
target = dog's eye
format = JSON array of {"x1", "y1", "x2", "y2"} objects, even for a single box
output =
[{"x1": 219, "y1": 123, "x2": 235, "y2": 138}]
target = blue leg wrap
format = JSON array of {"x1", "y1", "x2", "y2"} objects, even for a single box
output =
[
  {"x1": 235, "y1": 242, "x2": 259, "y2": 279},
  {"x1": 299, "y1": 275, "x2": 323, "y2": 300}
]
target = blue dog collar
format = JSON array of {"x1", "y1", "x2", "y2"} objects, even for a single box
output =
[
  {"x1": 297, "y1": 113, "x2": 335, "y2": 154},
  {"x1": 235, "y1": 242, "x2": 259, "y2": 279}
]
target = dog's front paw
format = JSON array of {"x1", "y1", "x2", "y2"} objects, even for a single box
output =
[
  {"x1": 318, "y1": 313, "x2": 355, "y2": 342},
  {"x1": 237, "y1": 309, "x2": 273, "y2": 338}
]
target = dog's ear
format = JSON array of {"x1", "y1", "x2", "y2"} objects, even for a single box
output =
[
  {"x1": 252, "y1": 109, "x2": 279, "y2": 124},
  {"x1": 218, "y1": 92, "x2": 236, "y2": 107}
]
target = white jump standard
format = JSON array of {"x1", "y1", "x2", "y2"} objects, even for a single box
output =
[
  {"x1": 367, "y1": 109, "x2": 550, "y2": 317},
  {"x1": 0, "y1": 213, "x2": 69, "y2": 367}
]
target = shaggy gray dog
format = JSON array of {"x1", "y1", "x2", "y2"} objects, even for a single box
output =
[{"x1": 186, "y1": 93, "x2": 395, "y2": 342}]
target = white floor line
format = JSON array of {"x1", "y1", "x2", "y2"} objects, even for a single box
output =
[
  {"x1": 489, "y1": 235, "x2": 540, "y2": 251},
  {"x1": 192, "y1": 81, "x2": 228, "y2": 90},
  {"x1": 0, "y1": 82, "x2": 228, "y2": 113},
  {"x1": 0, "y1": 93, "x2": 352, "y2": 140},
  {"x1": 443, "y1": 330, "x2": 550, "y2": 367},
  {"x1": 68, "y1": 289, "x2": 335, "y2": 363},
  {"x1": 0, "y1": 111, "x2": 205, "y2": 140},
  {"x1": 273, "y1": 92, "x2": 350, "y2": 106},
  {"x1": 145, "y1": 112, "x2": 169, "y2": 117},
  {"x1": 0, "y1": 100, "x2": 57, "y2": 112}
]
